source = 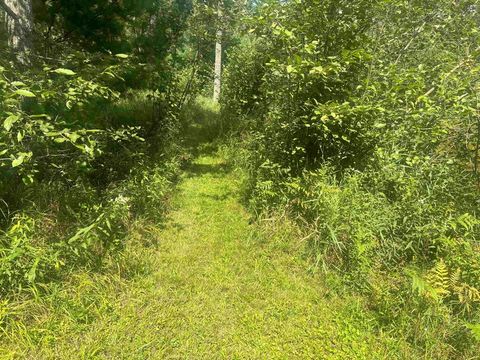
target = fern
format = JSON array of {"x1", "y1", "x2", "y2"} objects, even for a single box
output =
[
  {"x1": 449, "y1": 268, "x2": 461, "y2": 289},
  {"x1": 453, "y1": 283, "x2": 480, "y2": 314},
  {"x1": 426, "y1": 260, "x2": 450, "y2": 300},
  {"x1": 424, "y1": 262, "x2": 480, "y2": 313}
]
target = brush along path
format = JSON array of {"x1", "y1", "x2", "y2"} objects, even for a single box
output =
[{"x1": 5, "y1": 153, "x2": 407, "y2": 359}]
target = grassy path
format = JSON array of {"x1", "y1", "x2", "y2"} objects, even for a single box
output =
[{"x1": 3, "y1": 152, "x2": 407, "y2": 359}]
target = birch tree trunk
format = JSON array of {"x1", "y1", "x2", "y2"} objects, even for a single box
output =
[
  {"x1": 213, "y1": 1, "x2": 223, "y2": 103},
  {"x1": 1, "y1": 0, "x2": 33, "y2": 64}
]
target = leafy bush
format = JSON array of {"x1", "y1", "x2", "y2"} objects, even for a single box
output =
[
  {"x1": 0, "y1": 49, "x2": 183, "y2": 295},
  {"x1": 0, "y1": 154, "x2": 180, "y2": 296},
  {"x1": 222, "y1": 0, "x2": 480, "y2": 355}
]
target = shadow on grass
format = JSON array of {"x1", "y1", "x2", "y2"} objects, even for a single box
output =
[
  {"x1": 180, "y1": 97, "x2": 226, "y2": 157},
  {"x1": 185, "y1": 162, "x2": 230, "y2": 178},
  {"x1": 202, "y1": 192, "x2": 234, "y2": 201}
]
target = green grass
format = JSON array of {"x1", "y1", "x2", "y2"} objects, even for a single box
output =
[{"x1": 0, "y1": 151, "x2": 415, "y2": 359}]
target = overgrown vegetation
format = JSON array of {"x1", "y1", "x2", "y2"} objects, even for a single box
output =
[
  {"x1": 1, "y1": 0, "x2": 480, "y2": 358},
  {"x1": 0, "y1": 0, "x2": 192, "y2": 327},
  {"x1": 221, "y1": 0, "x2": 480, "y2": 357}
]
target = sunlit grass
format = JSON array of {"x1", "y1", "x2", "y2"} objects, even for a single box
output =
[{"x1": 0, "y1": 150, "x2": 414, "y2": 359}]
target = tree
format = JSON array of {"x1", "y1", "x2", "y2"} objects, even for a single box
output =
[
  {"x1": 213, "y1": 0, "x2": 223, "y2": 102},
  {"x1": 1, "y1": 0, "x2": 33, "y2": 64},
  {"x1": 183, "y1": 0, "x2": 250, "y2": 102}
]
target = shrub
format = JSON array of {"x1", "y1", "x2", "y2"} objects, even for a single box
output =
[{"x1": 221, "y1": 0, "x2": 480, "y2": 355}]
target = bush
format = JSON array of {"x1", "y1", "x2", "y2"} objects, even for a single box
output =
[
  {"x1": 221, "y1": 0, "x2": 480, "y2": 355},
  {"x1": 0, "y1": 52, "x2": 183, "y2": 296}
]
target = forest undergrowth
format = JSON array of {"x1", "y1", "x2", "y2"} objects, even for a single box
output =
[
  {"x1": 0, "y1": 108, "x2": 421, "y2": 359},
  {"x1": 219, "y1": 1, "x2": 480, "y2": 358},
  {"x1": 1, "y1": 0, "x2": 479, "y2": 358}
]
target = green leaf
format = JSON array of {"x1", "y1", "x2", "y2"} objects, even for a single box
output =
[
  {"x1": 12, "y1": 154, "x2": 25, "y2": 167},
  {"x1": 11, "y1": 81, "x2": 27, "y2": 87},
  {"x1": 67, "y1": 133, "x2": 81, "y2": 143},
  {"x1": 17, "y1": 131, "x2": 24, "y2": 142},
  {"x1": 14, "y1": 89, "x2": 36, "y2": 98},
  {"x1": 68, "y1": 221, "x2": 99, "y2": 244},
  {"x1": 26, "y1": 258, "x2": 40, "y2": 283},
  {"x1": 4, "y1": 114, "x2": 20, "y2": 131},
  {"x1": 115, "y1": 53, "x2": 129, "y2": 59},
  {"x1": 53, "y1": 68, "x2": 76, "y2": 76},
  {"x1": 310, "y1": 66, "x2": 325, "y2": 75}
]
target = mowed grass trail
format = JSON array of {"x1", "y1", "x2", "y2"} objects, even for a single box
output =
[{"x1": 1, "y1": 152, "x2": 410, "y2": 359}]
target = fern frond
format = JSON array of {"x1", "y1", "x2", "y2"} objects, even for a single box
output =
[
  {"x1": 426, "y1": 260, "x2": 450, "y2": 299},
  {"x1": 453, "y1": 283, "x2": 480, "y2": 314},
  {"x1": 450, "y1": 268, "x2": 461, "y2": 288}
]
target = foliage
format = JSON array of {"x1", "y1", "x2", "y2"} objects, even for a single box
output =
[
  {"x1": 0, "y1": 56, "x2": 137, "y2": 187},
  {"x1": 0, "y1": 78, "x2": 182, "y2": 293},
  {"x1": 32, "y1": 0, "x2": 193, "y2": 57},
  {"x1": 222, "y1": 0, "x2": 480, "y2": 356},
  {"x1": 1, "y1": 0, "x2": 480, "y2": 357},
  {"x1": 0, "y1": 0, "x2": 193, "y2": 298}
]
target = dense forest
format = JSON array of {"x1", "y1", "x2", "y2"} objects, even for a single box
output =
[{"x1": 0, "y1": 0, "x2": 479, "y2": 358}]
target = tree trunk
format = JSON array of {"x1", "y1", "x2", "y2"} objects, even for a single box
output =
[
  {"x1": 1, "y1": 0, "x2": 33, "y2": 64},
  {"x1": 213, "y1": 1, "x2": 223, "y2": 103}
]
